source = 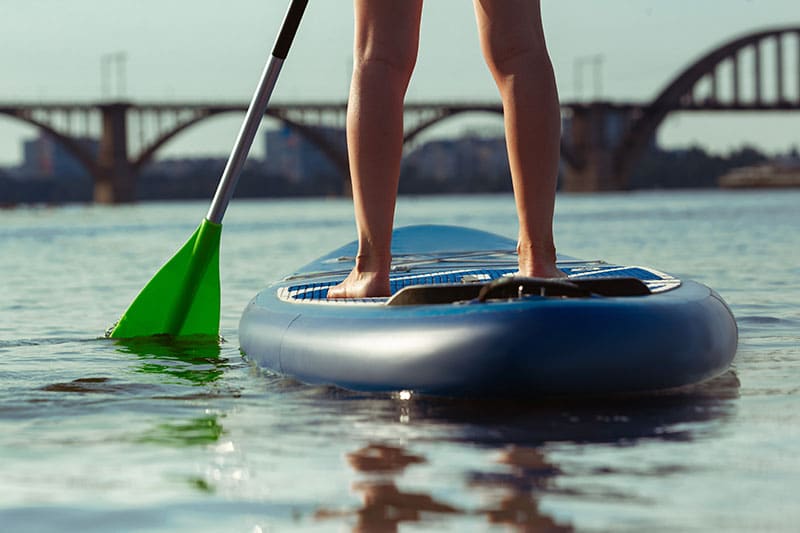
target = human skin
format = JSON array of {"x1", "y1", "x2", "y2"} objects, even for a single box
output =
[{"x1": 328, "y1": 0, "x2": 563, "y2": 299}]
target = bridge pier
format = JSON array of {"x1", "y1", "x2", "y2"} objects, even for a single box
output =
[
  {"x1": 561, "y1": 153, "x2": 617, "y2": 192},
  {"x1": 95, "y1": 103, "x2": 136, "y2": 203},
  {"x1": 561, "y1": 103, "x2": 633, "y2": 191}
]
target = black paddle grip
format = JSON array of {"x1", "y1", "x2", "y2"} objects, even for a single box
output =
[{"x1": 272, "y1": 0, "x2": 309, "y2": 60}]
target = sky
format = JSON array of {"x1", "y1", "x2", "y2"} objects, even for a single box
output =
[{"x1": 0, "y1": 0, "x2": 798, "y2": 165}]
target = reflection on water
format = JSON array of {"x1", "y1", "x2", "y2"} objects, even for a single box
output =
[
  {"x1": 112, "y1": 335, "x2": 225, "y2": 386},
  {"x1": 316, "y1": 444, "x2": 459, "y2": 532},
  {"x1": 317, "y1": 442, "x2": 574, "y2": 531},
  {"x1": 136, "y1": 416, "x2": 224, "y2": 447},
  {"x1": 347, "y1": 445, "x2": 459, "y2": 532},
  {"x1": 100, "y1": 334, "x2": 741, "y2": 531},
  {"x1": 346, "y1": 444, "x2": 425, "y2": 474},
  {"x1": 110, "y1": 336, "x2": 230, "y2": 447},
  {"x1": 395, "y1": 370, "x2": 740, "y2": 446},
  {"x1": 6, "y1": 193, "x2": 794, "y2": 531},
  {"x1": 41, "y1": 376, "x2": 139, "y2": 394},
  {"x1": 470, "y1": 446, "x2": 573, "y2": 531},
  {"x1": 308, "y1": 369, "x2": 740, "y2": 531}
]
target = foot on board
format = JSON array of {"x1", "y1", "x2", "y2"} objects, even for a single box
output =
[
  {"x1": 516, "y1": 242, "x2": 567, "y2": 279},
  {"x1": 515, "y1": 264, "x2": 568, "y2": 279},
  {"x1": 326, "y1": 269, "x2": 391, "y2": 299}
]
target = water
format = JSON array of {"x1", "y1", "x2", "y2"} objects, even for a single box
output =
[{"x1": 1, "y1": 190, "x2": 798, "y2": 532}]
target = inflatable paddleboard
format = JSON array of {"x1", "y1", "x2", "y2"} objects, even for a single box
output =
[{"x1": 239, "y1": 225, "x2": 737, "y2": 397}]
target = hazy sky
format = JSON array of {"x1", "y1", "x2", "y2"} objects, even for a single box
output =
[{"x1": 1, "y1": 0, "x2": 798, "y2": 164}]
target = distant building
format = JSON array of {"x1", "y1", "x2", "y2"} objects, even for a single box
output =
[
  {"x1": 20, "y1": 134, "x2": 98, "y2": 179},
  {"x1": 264, "y1": 125, "x2": 346, "y2": 183},
  {"x1": 0, "y1": 134, "x2": 98, "y2": 203},
  {"x1": 404, "y1": 139, "x2": 461, "y2": 183},
  {"x1": 401, "y1": 135, "x2": 511, "y2": 192}
]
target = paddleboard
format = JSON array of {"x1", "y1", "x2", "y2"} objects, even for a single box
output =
[{"x1": 239, "y1": 225, "x2": 737, "y2": 397}]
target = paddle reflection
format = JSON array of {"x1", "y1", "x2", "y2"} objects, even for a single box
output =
[
  {"x1": 112, "y1": 335, "x2": 226, "y2": 385},
  {"x1": 110, "y1": 335, "x2": 233, "y2": 493},
  {"x1": 135, "y1": 415, "x2": 224, "y2": 447}
]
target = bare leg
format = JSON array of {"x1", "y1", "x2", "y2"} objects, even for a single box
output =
[
  {"x1": 474, "y1": 0, "x2": 564, "y2": 278},
  {"x1": 328, "y1": 0, "x2": 423, "y2": 298}
]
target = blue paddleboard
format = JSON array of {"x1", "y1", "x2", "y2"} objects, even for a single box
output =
[{"x1": 239, "y1": 225, "x2": 737, "y2": 397}]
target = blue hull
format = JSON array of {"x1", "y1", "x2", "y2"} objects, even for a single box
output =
[{"x1": 239, "y1": 225, "x2": 737, "y2": 397}]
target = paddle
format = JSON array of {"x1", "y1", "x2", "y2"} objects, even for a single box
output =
[{"x1": 109, "y1": 0, "x2": 309, "y2": 339}]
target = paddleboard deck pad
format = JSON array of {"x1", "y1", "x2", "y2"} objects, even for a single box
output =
[{"x1": 240, "y1": 225, "x2": 737, "y2": 397}]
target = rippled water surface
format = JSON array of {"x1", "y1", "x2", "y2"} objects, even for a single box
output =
[{"x1": 1, "y1": 191, "x2": 798, "y2": 532}]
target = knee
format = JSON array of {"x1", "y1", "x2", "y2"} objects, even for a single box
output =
[
  {"x1": 354, "y1": 51, "x2": 417, "y2": 83},
  {"x1": 354, "y1": 41, "x2": 418, "y2": 85},
  {"x1": 483, "y1": 34, "x2": 549, "y2": 79}
]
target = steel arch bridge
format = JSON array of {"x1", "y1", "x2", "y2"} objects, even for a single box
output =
[
  {"x1": 609, "y1": 25, "x2": 800, "y2": 190},
  {"x1": 1, "y1": 26, "x2": 799, "y2": 201}
]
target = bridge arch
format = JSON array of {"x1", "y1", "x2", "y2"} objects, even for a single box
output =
[
  {"x1": 0, "y1": 109, "x2": 100, "y2": 178},
  {"x1": 132, "y1": 109, "x2": 349, "y2": 181},
  {"x1": 616, "y1": 26, "x2": 800, "y2": 186},
  {"x1": 401, "y1": 105, "x2": 581, "y2": 169},
  {"x1": 140, "y1": 104, "x2": 584, "y2": 187},
  {"x1": 0, "y1": 105, "x2": 351, "y2": 193}
]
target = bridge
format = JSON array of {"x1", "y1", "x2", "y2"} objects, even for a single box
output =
[{"x1": 1, "y1": 26, "x2": 799, "y2": 201}]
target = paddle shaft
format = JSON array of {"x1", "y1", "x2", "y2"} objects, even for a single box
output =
[{"x1": 206, "y1": 0, "x2": 308, "y2": 224}]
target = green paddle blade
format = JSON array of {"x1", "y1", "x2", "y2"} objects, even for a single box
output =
[{"x1": 109, "y1": 218, "x2": 222, "y2": 339}]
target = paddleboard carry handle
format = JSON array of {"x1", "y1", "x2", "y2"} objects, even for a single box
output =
[
  {"x1": 206, "y1": 0, "x2": 309, "y2": 225},
  {"x1": 385, "y1": 276, "x2": 652, "y2": 306},
  {"x1": 477, "y1": 276, "x2": 651, "y2": 301}
]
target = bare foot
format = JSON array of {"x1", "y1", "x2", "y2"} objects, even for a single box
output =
[
  {"x1": 327, "y1": 255, "x2": 391, "y2": 298},
  {"x1": 516, "y1": 242, "x2": 567, "y2": 279}
]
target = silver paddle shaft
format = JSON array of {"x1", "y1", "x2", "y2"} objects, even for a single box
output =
[
  {"x1": 206, "y1": 56, "x2": 283, "y2": 224},
  {"x1": 206, "y1": 0, "x2": 308, "y2": 224}
]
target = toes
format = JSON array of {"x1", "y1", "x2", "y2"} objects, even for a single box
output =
[{"x1": 326, "y1": 284, "x2": 347, "y2": 299}]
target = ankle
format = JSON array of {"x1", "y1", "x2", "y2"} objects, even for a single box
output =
[
  {"x1": 516, "y1": 241, "x2": 557, "y2": 263},
  {"x1": 354, "y1": 253, "x2": 392, "y2": 274},
  {"x1": 516, "y1": 240, "x2": 563, "y2": 278}
]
